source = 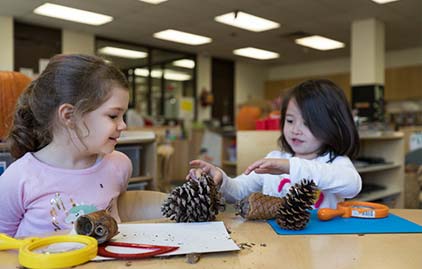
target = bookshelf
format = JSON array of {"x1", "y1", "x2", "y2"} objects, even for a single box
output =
[{"x1": 355, "y1": 131, "x2": 404, "y2": 207}]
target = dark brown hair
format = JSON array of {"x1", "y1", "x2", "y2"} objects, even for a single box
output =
[
  {"x1": 8, "y1": 54, "x2": 129, "y2": 158},
  {"x1": 278, "y1": 79, "x2": 359, "y2": 161}
]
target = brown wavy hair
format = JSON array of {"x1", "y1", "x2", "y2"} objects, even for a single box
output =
[
  {"x1": 278, "y1": 79, "x2": 359, "y2": 162},
  {"x1": 7, "y1": 54, "x2": 128, "y2": 158}
]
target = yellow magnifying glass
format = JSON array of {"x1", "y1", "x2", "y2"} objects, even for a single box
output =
[{"x1": 0, "y1": 233, "x2": 97, "y2": 269}]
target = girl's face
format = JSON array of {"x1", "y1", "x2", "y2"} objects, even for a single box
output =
[
  {"x1": 77, "y1": 86, "x2": 129, "y2": 155},
  {"x1": 283, "y1": 98, "x2": 322, "y2": 160}
]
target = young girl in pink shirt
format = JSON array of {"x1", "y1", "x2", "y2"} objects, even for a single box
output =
[{"x1": 0, "y1": 54, "x2": 132, "y2": 237}]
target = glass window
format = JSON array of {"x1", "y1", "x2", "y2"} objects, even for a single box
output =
[{"x1": 95, "y1": 37, "x2": 196, "y2": 122}]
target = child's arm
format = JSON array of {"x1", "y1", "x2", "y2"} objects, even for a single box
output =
[
  {"x1": 244, "y1": 155, "x2": 361, "y2": 199},
  {"x1": 244, "y1": 158, "x2": 289, "y2": 175},
  {"x1": 189, "y1": 160, "x2": 263, "y2": 203}
]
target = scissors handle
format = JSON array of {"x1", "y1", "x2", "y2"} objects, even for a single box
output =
[
  {"x1": 318, "y1": 201, "x2": 389, "y2": 221},
  {"x1": 0, "y1": 233, "x2": 37, "y2": 250},
  {"x1": 98, "y1": 241, "x2": 179, "y2": 259}
]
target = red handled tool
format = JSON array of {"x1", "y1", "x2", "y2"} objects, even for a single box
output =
[
  {"x1": 98, "y1": 241, "x2": 178, "y2": 259},
  {"x1": 317, "y1": 201, "x2": 389, "y2": 221}
]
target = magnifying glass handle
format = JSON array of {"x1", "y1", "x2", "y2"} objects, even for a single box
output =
[
  {"x1": 0, "y1": 233, "x2": 30, "y2": 250},
  {"x1": 317, "y1": 208, "x2": 346, "y2": 221}
]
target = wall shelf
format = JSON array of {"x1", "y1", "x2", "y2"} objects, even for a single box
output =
[
  {"x1": 355, "y1": 131, "x2": 405, "y2": 207},
  {"x1": 357, "y1": 163, "x2": 401, "y2": 173},
  {"x1": 355, "y1": 187, "x2": 402, "y2": 203}
]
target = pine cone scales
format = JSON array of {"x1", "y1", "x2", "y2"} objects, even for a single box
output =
[
  {"x1": 236, "y1": 192, "x2": 285, "y2": 220},
  {"x1": 161, "y1": 173, "x2": 222, "y2": 222},
  {"x1": 276, "y1": 179, "x2": 317, "y2": 230}
]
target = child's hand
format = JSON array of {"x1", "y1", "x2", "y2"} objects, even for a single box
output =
[
  {"x1": 188, "y1": 160, "x2": 223, "y2": 186},
  {"x1": 244, "y1": 158, "x2": 289, "y2": 175}
]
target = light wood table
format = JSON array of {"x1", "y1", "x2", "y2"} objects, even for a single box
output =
[{"x1": 1, "y1": 209, "x2": 421, "y2": 269}]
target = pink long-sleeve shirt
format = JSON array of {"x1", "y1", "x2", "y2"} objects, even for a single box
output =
[{"x1": 0, "y1": 151, "x2": 132, "y2": 237}]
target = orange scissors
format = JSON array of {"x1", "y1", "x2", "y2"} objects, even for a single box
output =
[{"x1": 317, "y1": 201, "x2": 389, "y2": 221}]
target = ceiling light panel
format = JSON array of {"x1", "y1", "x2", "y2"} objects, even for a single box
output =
[
  {"x1": 33, "y1": 3, "x2": 113, "y2": 26},
  {"x1": 98, "y1": 47, "x2": 147, "y2": 59},
  {"x1": 135, "y1": 68, "x2": 191, "y2": 81},
  {"x1": 153, "y1": 29, "x2": 212, "y2": 45},
  {"x1": 215, "y1": 11, "x2": 280, "y2": 32},
  {"x1": 138, "y1": 0, "x2": 168, "y2": 4},
  {"x1": 172, "y1": 59, "x2": 195, "y2": 69},
  {"x1": 233, "y1": 47, "x2": 279, "y2": 60},
  {"x1": 295, "y1": 35, "x2": 345, "y2": 51},
  {"x1": 371, "y1": 0, "x2": 399, "y2": 4}
]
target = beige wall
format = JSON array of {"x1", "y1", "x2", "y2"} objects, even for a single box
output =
[
  {"x1": 196, "y1": 54, "x2": 212, "y2": 121},
  {"x1": 0, "y1": 16, "x2": 14, "y2": 71},
  {"x1": 266, "y1": 47, "x2": 422, "y2": 102},
  {"x1": 265, "y1": 65, "x2": 422, "y2": 102},
  {"x1": 62, "y1": 30, "x2": 95, "y2": 55},
  {"x1": 235, "y1": 61, "x2": 268, "y2": 107},
  {"x1": 268, "y1": 47, "x2": 422, "y2": 81}
]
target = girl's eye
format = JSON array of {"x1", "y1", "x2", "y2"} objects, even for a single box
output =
[
  {"x1": 286, "y1": 119, "x2": 293, "y2": 124},
  {"x1": 108, "y1": 115, "x2": 118, "y2": 119}
]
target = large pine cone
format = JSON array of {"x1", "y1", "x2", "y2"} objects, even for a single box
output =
[
  {"x1": 276, "y1": 179, "x2": 317, "y2": 230},
  {"x1": 161, "y1": 172, "x2": 222, "y2": 222},
  {"x1": 236, "y1": 192, "x2": 285, "y2": 220}
]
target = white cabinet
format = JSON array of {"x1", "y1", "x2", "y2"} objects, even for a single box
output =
[
  {"x1": 355, "y1": 132, "x2": 404, "y2": 207},
  {"x1": 116, "y1": 131, "x2": 157, "y2": 190}
]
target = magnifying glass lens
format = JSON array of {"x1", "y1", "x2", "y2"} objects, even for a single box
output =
[
  {"x1": 18, "y1": 235, "x2": 98, "y2": 269},
  {"x1": 32, "y1": 241, "x2": 87, "y2": 254}
]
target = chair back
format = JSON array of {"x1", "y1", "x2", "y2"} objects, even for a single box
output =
[{"x1": 118, "y1": 190, "x2": 168, "y2": 222}]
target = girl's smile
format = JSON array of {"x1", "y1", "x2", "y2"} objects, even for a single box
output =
[{"x1": 290, "y1": 138, "x2": 304, "y2": 145}]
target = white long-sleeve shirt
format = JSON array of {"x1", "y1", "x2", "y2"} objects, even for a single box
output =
[{"x1": 219, "y1": 151, "x2": 362, "y2": 208}]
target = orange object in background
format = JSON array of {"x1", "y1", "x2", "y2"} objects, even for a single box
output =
[
  {"x1": 236, "y1": 105, "x2": 262, "y2": 130},
  {"x1": 0, "y1": 72, "x2": 31, "y2": 140},
  {"x1": 318, "y1": 201, "x2": 389, "y2": 221}
]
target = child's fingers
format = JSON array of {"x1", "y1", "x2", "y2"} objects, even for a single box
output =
[
  {"x1": 254, "y1": 168, "x2": 279, "y2": 174},
  {"x1": 190, "y1": 159, "x2": 211, "y2": 170},
  {"x1": 186, "y1": 168, "x2": 196, "y2": 180},
  {"x1": 189, "y1": 159, "x2": 203, "y2": 167},
  {"x1": 244, "y1": 159, "x2": 265, "y2": 175}
]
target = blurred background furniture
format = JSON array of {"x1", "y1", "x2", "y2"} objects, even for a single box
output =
[
  {"x1": 404, "y1": 149, "x2": 422, "y2": 209},
  {"x1": 156, "y1": 143, "x2": 175, "y2": 192},
  {"x1": 116, "y1": 130, "x2": 157, "y2": 190},
  {"x1": 0, "y1": 71, "x2": 31, "y2": 141},
  {"x1": 117, "y1": 190, "x2": 167, "y2": 222}
]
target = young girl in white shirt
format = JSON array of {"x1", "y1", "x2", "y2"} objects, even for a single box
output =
[{"x1": 190, "y1": 79, "x2": 361, "y2": 209}]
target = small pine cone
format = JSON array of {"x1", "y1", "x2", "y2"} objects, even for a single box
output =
[
  {"x1": 161, "y1": 172, "x2": 222, "y2": 222},
  {"x1": 276, "y1": 179, "x2": 317, "y2": 230},
  {"x1": 236, "y1": 192, "x2": 286, "y2": 220}
]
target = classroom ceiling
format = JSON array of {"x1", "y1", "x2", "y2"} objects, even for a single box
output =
[{"x1": 0, "y1": 0, "x2": 421, "y2": 66}]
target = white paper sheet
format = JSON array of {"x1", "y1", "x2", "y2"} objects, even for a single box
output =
[{"x1": 94, "y1": 221, "x2": 239, "y2": 260}]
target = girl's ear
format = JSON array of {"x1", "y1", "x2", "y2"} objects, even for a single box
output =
[{"x1": 58, "y1": 103, "x2": 76, "y2": 128}]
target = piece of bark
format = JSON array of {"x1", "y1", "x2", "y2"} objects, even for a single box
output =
[{"x1": 75, "y1": 210, "x2": 118, "y2": 244}]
